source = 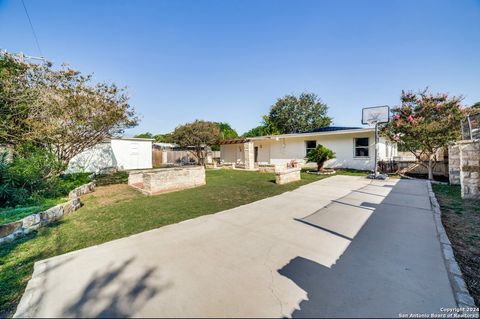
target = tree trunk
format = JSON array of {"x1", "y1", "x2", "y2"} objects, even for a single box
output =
[
  {"x1": 427, "y1": 158, "x2": 434, "y2": 180},
  {"x1": 317, "y1": 161, "x2": 324, "y2": 172}
]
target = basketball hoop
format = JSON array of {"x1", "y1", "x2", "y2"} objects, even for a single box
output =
[{"x1": 361, "y1": 106, "x2": 390, "y2": 180}]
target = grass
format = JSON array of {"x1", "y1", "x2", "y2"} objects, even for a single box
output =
[
  {"x1": 0, "y1": 173, "x2": 92, "y2": 226},
  {"x1": 0, "y1": 172, "x2": 128, "y2": 226},
  {"x1": 0, "y1": 197, "x2": 67, "y2": 225},
  {"x1": 0, "y1": 169, "x2": 364, "y2": 317},
  {"x1": 432, "y1": 184, "x2": 480, "y2": 306}
]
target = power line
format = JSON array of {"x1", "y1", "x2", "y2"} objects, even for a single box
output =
[{"x1": 21, "y1": 0, "x2": 43, "y2": 57}]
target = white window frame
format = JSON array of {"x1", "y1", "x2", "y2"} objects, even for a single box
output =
[{"x1": 354, "y1": 137, "x2": 370, "y2": 158}]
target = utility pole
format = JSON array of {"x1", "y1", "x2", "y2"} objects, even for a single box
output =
[{"x1": 0, "y1": 49, "x2": 47, "y2": 63}]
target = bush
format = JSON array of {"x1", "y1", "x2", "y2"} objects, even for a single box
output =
[
  {"x1": 94, "y1": 171, "x2": 128, "y2": 186},
  {"x1": 0, "y1": 149, "x2": 90, "y2": 208},
  {"x1": 305, "y1": 144, "x2": 335, "y2": 171}
]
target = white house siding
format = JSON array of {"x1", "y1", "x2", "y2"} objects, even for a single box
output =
[
  {"x1": 220, "y1": 144, "x2": 245, "y2": 163},
  {"x1": 220, "y1": 130, "x2": 397, "y2": 171},
  {"x1": 67, "y1": 138, "x2": 153, "y2": 173},
  {"x1": 259, "y1": 132, "x2": 377, "y2": 170}
]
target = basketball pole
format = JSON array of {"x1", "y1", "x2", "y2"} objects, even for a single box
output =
[{"x1": 374, "y1": 122, "x2": 378, "y2": 177}]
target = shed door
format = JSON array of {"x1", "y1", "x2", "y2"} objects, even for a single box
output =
[{"x1": 129, "y1": 142, "x2": 140, "y2": 169}]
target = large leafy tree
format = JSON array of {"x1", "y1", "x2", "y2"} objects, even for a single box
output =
[
  {"x1": 243, "y1": 116, "x2": 281, "y2": 137},
  {"x1": 218, "y1": 122, "x2": 238, "y2": 140},
  {"x1": 381, "y1": 89, "x2": 465, "y2": 180},
  {"x1": 171, "y1": 120, "x2": 220, "y2": 165},
  {"x1": 134, "y1": 132, "x2": 154, "y2": 139},
  {"x1": 0, "y1": 53, "x2": 138, "y2": 168},
  {"x1": 269, "y1": 92, "x2": 332, "y2": 134},
  {"x1": 153, "y1": 133, "x2": 174, "y2": 143},
  {"x1": 0, "y1": 54, "x2": 37, "y2": 147}
]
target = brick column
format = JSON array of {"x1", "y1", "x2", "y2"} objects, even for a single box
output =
[{"x1": 243, "y1": 141, "x2": 255, "y2": 170}]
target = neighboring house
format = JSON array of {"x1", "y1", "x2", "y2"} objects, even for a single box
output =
[
  {"x1": 67, "y1": 137, "x2": 153, "y2": 173},
  {"x1": 219, "y1": 127, "x2": 397, "y2": 170}
]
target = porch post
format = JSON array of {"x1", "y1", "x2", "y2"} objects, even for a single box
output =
[{"x1": 243, "y1": 141, "x2": 255, "y2": 170}]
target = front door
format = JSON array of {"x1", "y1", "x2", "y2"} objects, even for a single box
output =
[{"x1": 254, "y1": 146, "x2": 258, "y2": 163}]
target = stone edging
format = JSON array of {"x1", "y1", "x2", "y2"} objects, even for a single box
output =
[
  {"x1": 0, "y1": 182, "x2": 95, "y2": 245},
  {"x1": 426, "y1": 181, "x2": 477, "y2": 310}
]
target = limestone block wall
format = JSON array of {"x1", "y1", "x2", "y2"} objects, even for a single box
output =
[
  {"x1": 449, "y1": 144, "x2": 461, "y2": 185},
  {"x1": 243, "y1": 141, "x2": 255, "y2": 170},
  {"x1": 0, "y1": 182, "x2": 94, "y2": 245},
  {"x1": 68, "y1": 182, "x2": 95, "y2": 199},
  {"x1": 449, "y1": 140, "x2": 480, "y2": 199},
  {"x1": 129, "y1": 166, "x2": 206, "y2": 195},
  {"x1": 0, "y1": 198, "x2": 82, "y2": 245},
  {"x1": 275, "y1": 167, "x2": 301, "y2": 185},
  {"x1": 459, "y1": 141, "x2": 480, "y2": 199}
]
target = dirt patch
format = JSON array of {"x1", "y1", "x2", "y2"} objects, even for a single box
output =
[
  {"x1": 433, "y1": 184, "x2": 480, "y2": 306},
  {"x1": 81, "y1": 184, "x2": 140, "y2": 206}
]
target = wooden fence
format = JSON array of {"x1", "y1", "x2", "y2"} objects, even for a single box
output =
[{"x1": 152, "y1": 150, "x2": 220, "y2": 167}]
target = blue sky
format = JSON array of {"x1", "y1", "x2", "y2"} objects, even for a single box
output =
[{"x1": 1, "y1": 0, "x2": 479, "y2": 136}]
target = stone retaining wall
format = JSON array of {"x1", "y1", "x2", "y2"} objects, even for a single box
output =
[
  {"x1": 0, "y1": 182, "x2": 95, "y2": 245},
  {"x1": 0, "y1": 198, "x2": 82, "y2": 245},
  {"x1": 275, "y1": 167, "x2": 301, "y2": 185},
  {"x1": 68, "y1": 182, "x2": 95, "y2": 199},
  {"x1": 129, "y1": 166, "x2": 206, "y2": 195},
  {"x1": 449, "y1": 140, "x2": 480, "y2": 198},
  {"x1": 449, "y1": 144, "x2": 461, "y2": 185}
]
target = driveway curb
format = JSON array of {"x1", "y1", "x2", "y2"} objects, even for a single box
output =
[{"x1": 427, "y1": 181, "x2": 477, "y2": 311}]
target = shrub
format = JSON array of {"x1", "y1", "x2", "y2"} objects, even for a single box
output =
[
  {"x1": 305, "y1": 144, "x2": 335, "y2": 171},
  {"x1": 0, "y1": 149, "x2": 90, "y2": 208},
  {"x1": 94, "y1": 171, "x2": 128, "y2": 186}
]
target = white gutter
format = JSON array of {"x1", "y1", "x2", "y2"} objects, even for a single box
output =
[{"x1": 248, "y1": 128, "x2": 375, "y2": 141}]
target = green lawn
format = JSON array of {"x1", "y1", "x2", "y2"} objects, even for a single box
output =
[
  {"x1": 0, "y1": 169, "x2": 364, "y2": 317},
  {"x1": 432, "y1": 184, "x2": 480, "y2": 306},
  {"x1": 0, "y1": 198, "x2": 68, "y2": 225},
  {"x1": 0, "y1": 172, "x2": 128, "y2": 226}
]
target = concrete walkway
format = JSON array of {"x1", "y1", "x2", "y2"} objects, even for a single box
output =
[{"x1": 15, "y1": 176, "x2": 456, "y2": 318}]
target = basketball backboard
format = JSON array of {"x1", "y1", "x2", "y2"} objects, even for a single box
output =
[{"x1": 362, "y1": 105, "x2": 390, "y2": 125}]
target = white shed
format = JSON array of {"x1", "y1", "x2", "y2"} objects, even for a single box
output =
[{"x1": 67, "y1": 137, "x2": 153, "y2": 173}]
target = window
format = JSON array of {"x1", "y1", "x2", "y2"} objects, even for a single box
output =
[
  {"x1": 354, "y1": 137, "x2": 369, "y2": 157},
  {"x1": 305, "y1": 140, "x2": 317, "y2": 156}
]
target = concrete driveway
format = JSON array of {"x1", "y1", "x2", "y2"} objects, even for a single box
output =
[{"x1": 15, "y1": 176, "x2": 456, "y2": 318}]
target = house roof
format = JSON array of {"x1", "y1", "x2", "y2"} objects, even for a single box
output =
[
  {"x1": 110, "y1": 137, "x2": 154, "y2": 142},
  {"x1": 248, "y1": 127, "x2": 374, "y2": 141},
  {"x1": 304, "y1": 126, "x2": 363, "y2": 133},
  {"x1": 217, "y1": 138, "x2": 250, "y2": 145}
]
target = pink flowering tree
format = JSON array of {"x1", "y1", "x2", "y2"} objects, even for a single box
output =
[{"x1": 381, "y1": 89, "x2": 465, "y2": 180}]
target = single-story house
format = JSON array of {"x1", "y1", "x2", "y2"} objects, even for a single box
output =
[
  {"x1": 67, "y1": 137, "x2": 153, "y2": 173},
  {"x1": 219, "y1": 127, "x2": 397, "y2": 171}
]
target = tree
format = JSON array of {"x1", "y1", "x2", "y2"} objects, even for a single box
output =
[
  {"x1": 0, "y1": 54, "x2": 38, "y2": 147},
  {"x1": 305, "y1": 144, "x2": 335, "y2": 172},
  {"x1": 218, "y1": 122, "x2": 238, "y2": 140},
  {"x1": 0, "y1": 53, "x2": 138, "y2": 169},
  {"x1": 269, "y1": 92, "x2": 332, "y2": 134},
  {"x1": 381, "y1": 89, "x2": 465, "y2": 180},
  {"x1": 153, "y1": 133, "x2": 174, "y2": 143},
  {"x1": 134, "y1": 132, "x2": 154, "y2": 139},
  {"x1": 171, "y1": 120, "x2": 220, "y2": 165},
  {"x1": 243, "y1": 116, "x2": 281, "y2": 137}
]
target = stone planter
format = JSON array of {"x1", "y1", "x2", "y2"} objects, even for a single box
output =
[
  {"x1": 275, "y1": 167, "x2": 301, "y2": 185},
  {"x1": 129, "y1": 166, "x2": 206, "y2": 195}
]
